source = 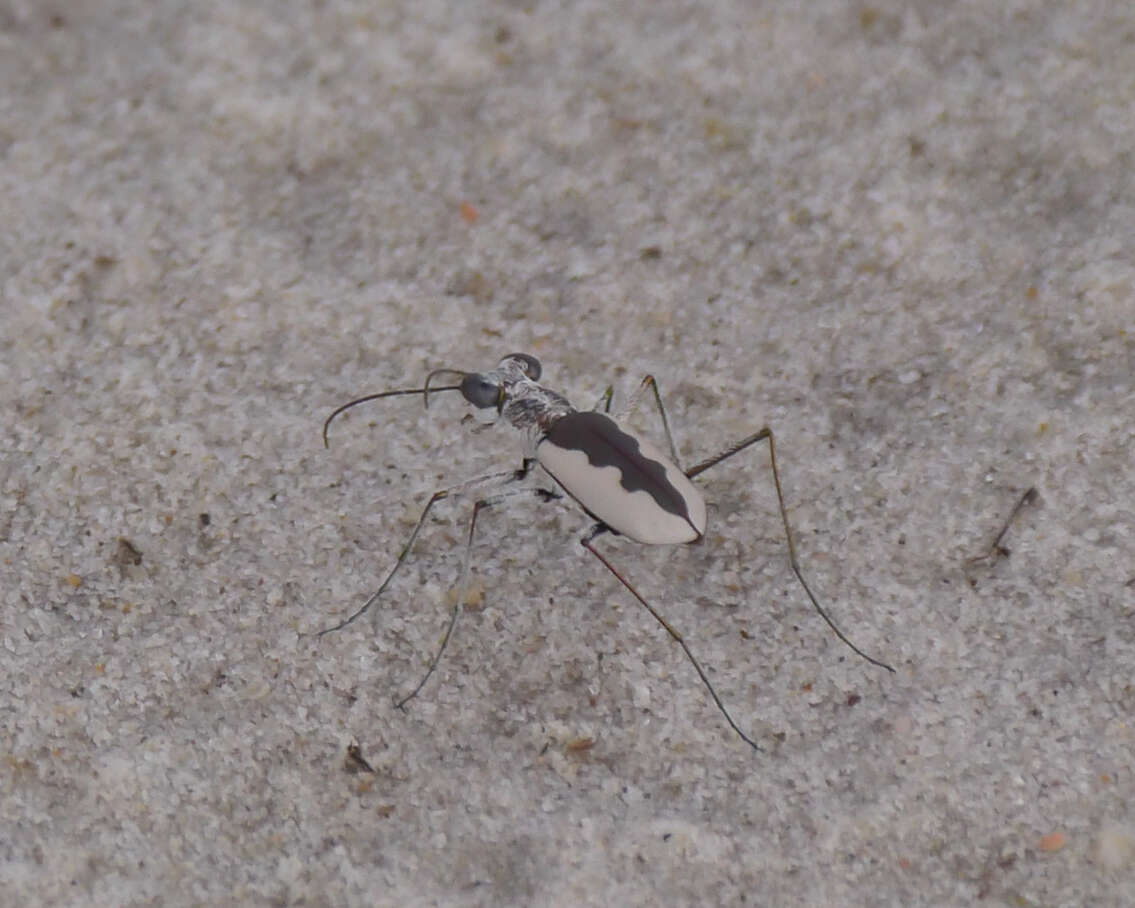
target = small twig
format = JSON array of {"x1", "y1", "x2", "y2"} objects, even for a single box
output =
[{"x1": 966, "y1": 487, "x2": 1039, "y2": 570}]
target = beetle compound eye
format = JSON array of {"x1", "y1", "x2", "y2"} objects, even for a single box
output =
[
  {"x1": 502, "y1": 352, "x2": 542, "y2": 381},
  {"x1": 460, "y1": 374, "x2": 501, "y2": 409}
]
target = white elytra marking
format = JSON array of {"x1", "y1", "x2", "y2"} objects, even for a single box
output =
[{"x1": 536, "y1": 435, "x2": 707, "y2": 545}]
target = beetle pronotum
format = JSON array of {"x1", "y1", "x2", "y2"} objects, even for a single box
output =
[{"x1": 318, "y1": 352, "x2": 893, "y2": 750}]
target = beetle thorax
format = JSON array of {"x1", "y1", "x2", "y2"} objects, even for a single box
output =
[
  {"x1": 468, "y1": 355, "x2": 574, "y2": 434},
  {"x1": 502, "y1": 383, "x2": 574, "y2": 433}
]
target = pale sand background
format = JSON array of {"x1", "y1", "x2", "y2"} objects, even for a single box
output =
[{"x1": 2, "y1": 1, "x2": 1133, "y2": 905}]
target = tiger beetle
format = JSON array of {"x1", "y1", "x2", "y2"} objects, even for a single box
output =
[{"x1": 318, "y1": 352, "x2": 893, "y2": 750}]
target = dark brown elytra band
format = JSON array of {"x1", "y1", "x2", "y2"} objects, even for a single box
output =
[{"x1": 540, "y1": 411, "x2": 693, "y2": 522}]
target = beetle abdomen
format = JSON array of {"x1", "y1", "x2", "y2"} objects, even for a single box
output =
[{"x1": 537, "y1": 411, "x2": 706, "y2": 544}]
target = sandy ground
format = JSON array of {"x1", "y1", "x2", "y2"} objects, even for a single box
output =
[{"x1": 2, "y1": 1, "x2": 1133, "y2": 905}]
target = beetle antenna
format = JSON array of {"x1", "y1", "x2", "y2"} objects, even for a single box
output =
[
  {"x1": 323, "y1": 383, "x2": 464, "y2": 448},
  {"x1": 423, "y1": 368, "x2": 468, "y2": 409}
]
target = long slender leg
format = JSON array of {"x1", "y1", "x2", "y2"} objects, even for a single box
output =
[
  {"x1": 395, "y1": 486, "x2": 560, "y2": 710},
  {"x1": 615, "y1": 375, "x2": 682, "y2": 467},
  {"x1": 581, "y1": 524, "x2": 760, "y2": 750},
  {"x1": 687, "y1": 428, "x2": 894, "y2": 673},
  {"x1": 313, "y1": 466, "x2": 533, "y2": 637},
  {"x1": 594, "y1": 375, "x2": 682, "y2": 465}
]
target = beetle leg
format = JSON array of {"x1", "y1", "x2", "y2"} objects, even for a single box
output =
[
  {"x1": 581, "y1": 523, "x2": 761, "y2": 751},
  {"x1": 395, "y1": 485, "x2": 561, "y2": 710},
  {"x1": 687, "y1": 428, "x2": 894, "y2": 674}
]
